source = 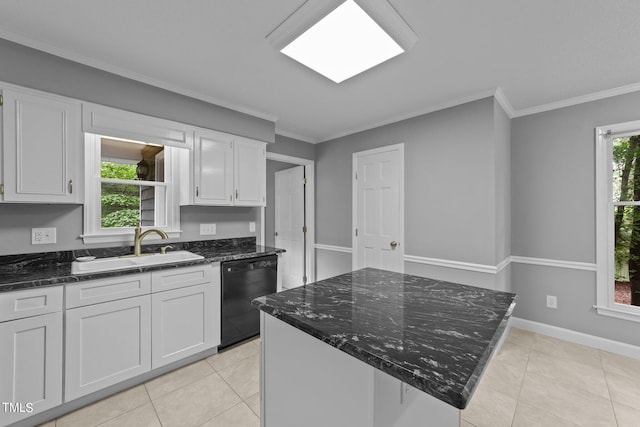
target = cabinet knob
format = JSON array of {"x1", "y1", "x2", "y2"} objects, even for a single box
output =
[{"x1": 68, "y1": 180, "x2": 73, "y2": 194}]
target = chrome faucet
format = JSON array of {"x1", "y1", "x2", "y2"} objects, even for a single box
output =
[{"x1": 133, "y1": 222, "x2": 169, "y2": 256}]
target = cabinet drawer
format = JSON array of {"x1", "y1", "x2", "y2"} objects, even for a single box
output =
[
  {"x1": 66, "y1": 273, "x2": 151, "y2": 308},
  {"x1": 0, "y1": 286, "x2": 63, "y2": 322},
  {"x1": 151, "y1": 265, "x2": 213, "y2": 293}
]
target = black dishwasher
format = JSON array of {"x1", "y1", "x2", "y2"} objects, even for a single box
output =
[{"x1": 220, "y1": 255, "x2": 277, "y2": 349}]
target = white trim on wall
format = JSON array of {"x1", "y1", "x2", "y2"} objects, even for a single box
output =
[
  {"x1": 512, "y1": 81, "x2": 640, "y2": 118},
  {"x1": 312, "y1": 245, "x2": 598, "y2": 275},
  {"x1": 315, "y1": 244, "x2": 353, "y2": 253},
  {"x1": 510, "y1": 256, "x2": 596, "y2": 272},
  {"x1": 511, "y1": 317, "x2": 640, "y2": 360},
  {"x1": 404, "y1": 255, "x2": 500, "y2": 274}
]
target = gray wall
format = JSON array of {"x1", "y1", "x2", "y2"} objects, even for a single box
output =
[
  {"x1": 494, "y1": 101, "x2": 511, "y2": 264},
  {"x1": 512, "y1": 90, "x2": 640, "y2": 347},
  {"x1": 268, "y1": 134, "x2": 316, "y2": 160},
  {"x1": 316, "y1": 97, "x2": 498, "y2": 264},
  {"x1": 0, "y1": 38, "x2": 275, "y2": 256},
  {"x1": 0, "y1": 204, "x2": 260, "y2": 256},
  {"x1": 0, "y1": 38, "x2": 274, "y2": 142}
]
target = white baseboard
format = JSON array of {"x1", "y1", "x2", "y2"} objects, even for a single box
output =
[
  {"x1": 314, "y1": 244, "x2": 352, "y2": 253},
  {"x1": 511, "y1": 317, "x2": 640, "y2": 360}
]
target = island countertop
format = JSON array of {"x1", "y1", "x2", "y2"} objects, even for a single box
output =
[{"x1": 252, "y1": 267, "x2": 517, "y2": 409}]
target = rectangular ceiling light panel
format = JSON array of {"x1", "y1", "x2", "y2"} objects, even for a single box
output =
[{"x1": 280, "y1": 0, "x2": 404, "y2": 83}]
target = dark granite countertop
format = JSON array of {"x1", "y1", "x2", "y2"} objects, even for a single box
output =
[
  {"x1": 252, "y1": 268, "x2": 517, "y2": 409},
  {"x1": 0, "y1": 238, "x2": 283, "y2": 292}
]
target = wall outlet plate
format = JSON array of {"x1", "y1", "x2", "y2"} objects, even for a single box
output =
[
  {"x1": 249, "y1": 222, "x2": 256, "y2": 232},
  {"x1": 546, "y1": 295, "x2": 558, "y2": 309},
  {"x1": 32, "y1": 227, "x2": 56, "y2": 245},
  {"x1": 199, "y1": 223, "x2": 216, "y2": 235}
]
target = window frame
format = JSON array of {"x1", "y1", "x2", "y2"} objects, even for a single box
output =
[
  {"x1": 595, "y1": 120, "x2": 640, "y2": 323},
  {"x1": 82, "y1": 133, "x2": 181, "y2": 244}
]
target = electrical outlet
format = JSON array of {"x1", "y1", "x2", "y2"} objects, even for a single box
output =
[
  {"x1": 199, "y1": 223, "x2": 216, "y2": 235},
  {"x1": 546, "y1": 295, "x2": 558, "y2": 309},
  {"x1": 249, "y1": 222, "x2": 256, "y2": 232},
  {"x1": 32, "y1": 227, "x2": 56, "y2": 245}
]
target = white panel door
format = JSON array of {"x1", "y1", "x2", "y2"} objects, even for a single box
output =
[
  {"x1": 2, "y1": 87, "x2": 80, "y2": 203},
  {"x1": 275, "y1": 165, "x2": 306, "y2": 288},
  {"x1": 65, "y1": 295, "x2": 151, "y2": 401},
  {"x1": 0, "y1": 312, "x2": 63, "y2": 425},
  {"x1": 234, "y1": 138, "x2": 266, "y2": 206},
  {"x1": 195, "y1": 130, "x2": 234, "y2": 205},
  {"x1": 353, "y1": 145, "x2": 404, "y2": 272},
  {"x1": 151, "y1": 283, "x2": 216, "y2": 368}
]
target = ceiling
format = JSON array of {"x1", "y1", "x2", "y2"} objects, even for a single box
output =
[{"x1": 1, "y1": 0, "x2": 639, "y2": 143}]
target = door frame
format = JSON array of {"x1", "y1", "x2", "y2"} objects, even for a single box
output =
[
  {"x1": 352, "y1": 143, "x2": 405, "y2": 272},
  {"x1": 266, "y1": 152, "x2": 316, "y2": 284}
]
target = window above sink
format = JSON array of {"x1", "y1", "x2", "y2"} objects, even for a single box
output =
[{"x1": 81, "y1": 104, "x2": 192, "y2": 244}]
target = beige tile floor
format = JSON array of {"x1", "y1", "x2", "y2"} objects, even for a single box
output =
[{"x1": 37, "y1": 328, "x2": 640, "y2": 427}]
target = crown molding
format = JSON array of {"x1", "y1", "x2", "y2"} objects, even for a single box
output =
[
  {"x1": 0, "y1": 28, "x2": 279, "y2": 123},
  {"x1": 494, "y1": 87, "x2": 515, "y2": 118},
  {"x1": 318, "y1": 88, "x2": 498, "y2": 142},
  {"x1": 512, "y1": 81, "x2": 640, "y2": 118},
  {"x1": 275, "y1": 128, "x2": 318, "y2": 144}
]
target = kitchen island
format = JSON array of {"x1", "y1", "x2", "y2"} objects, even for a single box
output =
[{"x1": 252, "y1": 268, "x2": 517, "y2": 427}]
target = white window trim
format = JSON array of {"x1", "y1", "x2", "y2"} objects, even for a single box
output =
[
  {"x1": 595, "y1": 120, "x2": 640, "y2": 323},
  {"x1": 82, "y1": 134, "x2": 181, "y2": 244}
]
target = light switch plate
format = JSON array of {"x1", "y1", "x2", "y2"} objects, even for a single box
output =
[
  {"x1": 249, "y1": 222, "x2": 256, "y2": 232},
  {"x1": 200, "y1": 223, "x2": 216, "y2": 235},
  {"x1": 32, "y1": 227, "x2": 56, "y2": 245}
]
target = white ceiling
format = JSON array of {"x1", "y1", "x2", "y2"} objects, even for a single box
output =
[{"x1": 1, "y1": 0, "x2": 639, "y2": 143}]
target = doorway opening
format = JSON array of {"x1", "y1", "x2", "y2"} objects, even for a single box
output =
[{"x1": 266, "y1": 153, "x2": 315, "y2": 288}]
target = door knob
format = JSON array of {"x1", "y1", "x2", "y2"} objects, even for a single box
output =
[{"x1": 390, "y1": 241, "x2": 398, "y2": 249}]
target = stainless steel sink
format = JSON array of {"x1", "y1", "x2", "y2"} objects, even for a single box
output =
[{"x1": 71, "y1": 250, "x2": 204, "y2": 274}]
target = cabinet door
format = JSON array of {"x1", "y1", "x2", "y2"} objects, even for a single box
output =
[
  {"x1": 0, "y1": 312, "x2": 63, "y2": 425},
  {"x1": 65, "y1": 295, "x2": 151, "y2": 401},
  {"x1": 151, "y1": 283, "x2": 216, "y2": 368},
  {"x1": 1, "y1": 87, "x2": 81, "y2": 203},
  {"x1": 194, "y1": 130, "x2": 234, "y2": 205},
  {"x1": 234, "y1": 138, "x2": 266, "y2": 206}
]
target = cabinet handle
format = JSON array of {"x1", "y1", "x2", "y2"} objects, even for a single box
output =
[
  {"x1": 235, "y1": 189, "x2": 238, "y2": 200},
  {"x1": 68, "y1": 180, "x2": 73, "y2": 194},
  {"x1": 230, "y1": 194, "x2": 232, "y2": 202},
  {"x1": 196, "y1": 186, "x2": 199, "y2": 197}
]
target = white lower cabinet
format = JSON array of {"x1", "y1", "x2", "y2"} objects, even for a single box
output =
[
  {"x1": 65, "y1": 295, "x2": 152, "y2": 401},
  {"x1": 64, "y1": 264, "x2": 219, "y2": 402},
  {"x1": 0, "y1": 312, "x2": 63, "y2": 426},
  {"x1": 151, "y1": 264, "x2": 220, "y2": 368},
  {"x1": 0, "y1": 286, "x2": 63, "y2": 425},
  {"x1": 152, "y1": 284, "x2": 214, "y2": 368}
]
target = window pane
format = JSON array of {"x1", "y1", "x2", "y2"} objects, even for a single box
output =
[
  {"x1": 100, "y1": 137, "x2": 164, "y2": 182},
  {"x1": 613, "y1": 205, "x2": 640, "y2": 306},
  {"x1": 101, "y1": 183, "x2": 156, "y2": 228},
  {"x1": 612, "y1": 135, "x2": 640, "y2": 202}
]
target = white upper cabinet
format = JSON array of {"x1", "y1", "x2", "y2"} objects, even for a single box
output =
[
  {"x1": 234, "y1": 137, "x2": 266, "y2": 206},
  {"x1": 181, "y1": 130, "x2": 266, "y2": 207},
  {"x1": 1, "y1": 86, "x2": 82, "y2": 203},
  {"x1": 192, "y1": 129, "x2": 234, "y2": 205}
]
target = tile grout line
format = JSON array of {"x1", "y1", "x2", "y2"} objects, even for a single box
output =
[
  {"x1": 598, "y1": 350, "x2": 621, "y2": 427},
  {"x1": 144, "y1": 383, "x2": 165, "y2": 427},
  {"x1": 509, "y1": 336, "x2": 534, "y2": 427}
]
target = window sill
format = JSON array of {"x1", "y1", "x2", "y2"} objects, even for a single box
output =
[
  {"x1": 81, "y1": 230, "x2": 182, "y2": 245},
  {"x1": 594, "y1": 305, "x2": 640, "y2": 323}
]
